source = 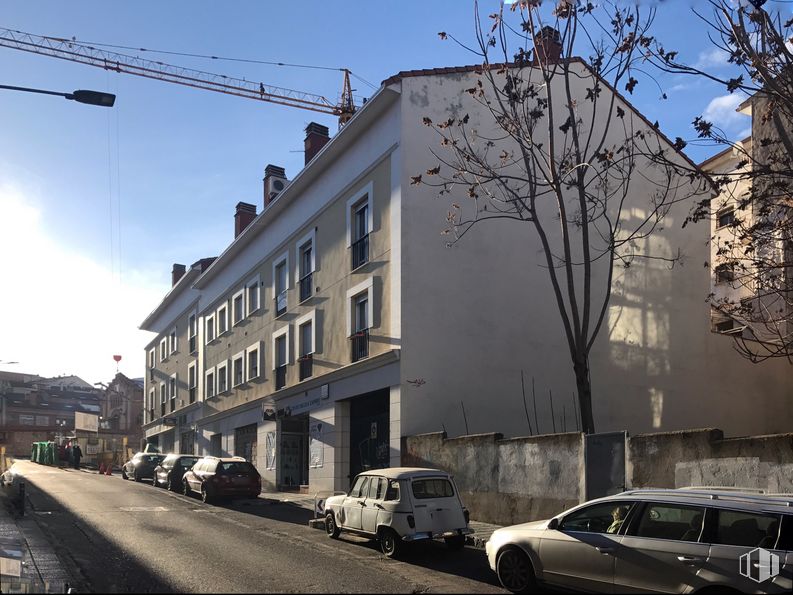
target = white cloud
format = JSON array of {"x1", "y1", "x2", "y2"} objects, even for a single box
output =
[
  {"x1": 702, "y1": 93, "x2": 748, "y2": 129},
  {"x1": 0, "y1": 183, "x2": 164, "y2": 384},
  {"x1": 695, "y1": 47, "x2": 730, "y2": 69}
]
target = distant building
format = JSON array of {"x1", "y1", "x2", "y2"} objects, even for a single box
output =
[{"x1": 98, "y1": 373, "x2": 145, "y2": 452}]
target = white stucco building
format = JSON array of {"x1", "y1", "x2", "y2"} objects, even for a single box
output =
[{"x1": 140, "y1": 56, "x2": 793, "y2": 493}]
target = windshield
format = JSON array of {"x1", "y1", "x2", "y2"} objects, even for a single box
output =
[
  {"x1": 178, "y1": 457, "x2": 199, "y2": 467},
  {"x1": 141, "y1": 455, "x2": 163, "y2": 464}
]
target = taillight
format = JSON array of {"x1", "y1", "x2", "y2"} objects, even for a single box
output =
[{"x1": 407, "y1": 515, "x2": 415, "y2": 528}]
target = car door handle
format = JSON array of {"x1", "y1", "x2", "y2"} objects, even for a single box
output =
[
  {"x1": 359, "y1": 501, "x2": 366, "y2": 507},
  {"x1": 677, "y1": 556, "x2": 702, "y2": 565},
  {"x1": 596, "y1": 547, "x2": 614, "y2": 555},
  {"x1": 375, "y1": 503, "x2": 384, "y2": 510}
]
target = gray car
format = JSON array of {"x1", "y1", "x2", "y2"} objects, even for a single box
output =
[{"x1": 486, "y1": 488, "x2": 792, "y2": 593}]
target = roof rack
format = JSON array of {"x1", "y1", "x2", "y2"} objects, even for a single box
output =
[
  {"x1": 677, "y1": 486, "x2": 766, "y2": 494},
  {"x1": 620, "y1": 488, "x2": 793, "y2": 507}
]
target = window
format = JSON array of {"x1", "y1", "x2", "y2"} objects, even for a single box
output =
[
  {"x1": 296, "y1": 230, "x2": 316, "y2": 303},
  {"x1": 274, "y1": 329, "x2": 289, "y2": 390},
  {"x1": 217, "y1": 361, "x2": 228, "y2": 394},
  {"x1": 169, "y1": 327, "x2": 178, "y2": 354},
  {"x1": 205, "y1": 314, "x2": 216, "y2": 343},
  {"x1": 384, "y1": 479, "x2": 401, "y2": 501},
  {"x1": 247, "y1": 342, "x2": 261, "y2": 381},
  {"x1": 247, "y1": 276, "x2": 260, "y2": 315},
  {"x1": 217, "y1": 303, "x2": 228, "y2": 335},
  {"x1": 411, "y1": 478, "x2": 455, "y2": 499},
  {"x1": 559, "y1": 501, "x2": 636, "y2": 534},
  {"x1": 159, "y1": 338, "x2": 167, "y2": 362},
  {"x1": 232, "y1": 352, "x2": 245, "y2": 387},
  {"x1": 351, "y1": 291, "x2": 370, "y2": 362},
  {"x1": 714, "y1": 510, "x2": 780, "y2": 548},
  {"x1": 188, "y1": 362, "x2": 197, "y2": 404},
  {"x1": 274, "y1": 254, "x2": 288, "y2": 316},
  {"x1": 205, "y1": 368, "x2": 216, "y2": 399},
  {"x1": 148, "y1": 388, "x2": 155, "y2": 421},
  {"x1": 169, "y1": 374, "x2": 177, "y2": 411},
  {"x1": 148, "y1": 348, "x2": 156, "y2": 369},
  {"x1": 715, "y1": 263, "x2": 735, "y2": 284},
  {"x1": 368, "y1": 477, "x2": 387, "y2": 500},
  {"x1": 19, "y1": 414, "x2": 34, "y2": 426},
  {"x1": 232, "y1": 289, "x2": 245, "y2": 326},
  {"x1": 349, "y1": 475, "x2": 370, "y2": 498},
  {"x1": 188, "y1": 314, "x2": 197, "y2": 353},
  {"x1": 632, "y1": 503, "x2": 705, "y2": 541},
  {"x1": 159, "y1": 382, "x2": 166, "y2": 416},
  {"x1": 717, "y1": 207, "x2": 735, "y2": 228},
  {"x1": 299, "y1": 319, "x2": 313, "y2": 380},
  {"x1": 346, "y1": 182, "x2": 373, "y2": 271}
]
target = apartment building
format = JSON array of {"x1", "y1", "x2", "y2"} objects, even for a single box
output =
[{"x1": 141, "y1": 52, "x2": 792, "y2": 494}]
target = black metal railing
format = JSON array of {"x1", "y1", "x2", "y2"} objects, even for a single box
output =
[
  {"x1": 299, "y1": 354, "x2": 313, "y2": 380},
  {"x1": 299, "y1": 272, "x2": 313, "y2": 302},
  {"x1": 148, "y1": 408, "x2": 155, "y2": 423},
  {"x1": 351, "y1": 234, "x2": 369, "y2": 270},
  {"x1": 189, "y1": 335, "x2": 196, "y2": 353},
  {"x1": 170, "y1": 397, "x2": 175, "y2": 412},
  {"x1": 350, "y1": 329, "x2": 370, "y2": 362},
  {"x1": 189, "y1": 387, "x2": 196, "y2": 404},
  {"x1": 160, "y1": 403, "x2": 166, "y2": 417},
  {"x1": 275, "y1": 365, "x2": 287, "y2": 390},
  {"x1": 275, "y1": 290, "x2": 287, "y2": 316}
]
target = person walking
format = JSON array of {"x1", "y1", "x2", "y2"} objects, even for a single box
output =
[
  {"x1": 72, "y1": 443, "x2": 83, "y2": 470},
  {"x1": 66, "y1": 441, "x2": 73, "y2": 468}
]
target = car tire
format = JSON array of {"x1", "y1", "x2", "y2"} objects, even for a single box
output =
[
  {"x1": 496, "y1": 547, "x2": 536, "y2": 594},
  {"x1": 326, "y1": 513, "x2": 340, "y2": 539},
  {"x1": 445, "y1": 535, "x2": 466, "y2": 551},
  {"x1": 379, "y1": 528, "x2": 402, "y2": 559},
  {"x1": 121, "y1": 469, "x2": 128, "y2": 480},
  {"x1": 133, "y1": 470, "x2": 141, "y2": 482},
  {"x1": 167, "y1": 476, "x2": 177, "y2": 492},
  {"x1": 183, "y1": 480, "x2": 192, "y2": 497},
  {"x1": 201, "y1": 484, "x2": 214, "y2": 504}
]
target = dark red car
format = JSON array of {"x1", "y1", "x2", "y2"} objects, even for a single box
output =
[{"x1": 182, "y1": 456, "x2": 261, "y2": 504}]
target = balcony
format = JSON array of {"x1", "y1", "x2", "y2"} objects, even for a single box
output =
[
  {"x1": 299, "y1": 272, "x2": 313, "y2": 302},
  {"x1": 350, "y1": 329, "x2": 370, "y2": 362},
  {"x1": 298, "y1": 354, "x2": 313, "y2": 381},
  {"x1": 275, "y1": 290, "x2": 287, "y2": 317},
  {"x1": 351, "y1": 234, "x2": 369, "y2": 270},
  {"x1": 275, "y1": 364, "x2": 287, "y2": 390},
  {"x1": 189, "y1": 387, "x2": 196, "y2": 404}
]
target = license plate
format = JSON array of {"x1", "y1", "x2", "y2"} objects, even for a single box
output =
[{"x1": 232, "y1": 475, "x2": 248, "y2": 485}]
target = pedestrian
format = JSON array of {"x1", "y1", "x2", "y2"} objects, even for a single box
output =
[
  {"x1": 66, "y1": 441, "x2": 73, "y2": 468},
  {"x1": 72, "y1": 443, "x2": 83, "y2": 470}
]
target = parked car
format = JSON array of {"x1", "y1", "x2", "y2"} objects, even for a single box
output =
[
  {"x1": 153, "y1": 454, "x2": 200, "y2": 492},
  {"x1": 486, "y1": 488, "x2": 793, "y2": 594},
  {"x1": 121, "y1": 452, "x2": 165, "y2": 482},
  {"x1": 182, "y1": 456, "x2": 261, "y2": 504},
  {"x1": 323, "y1": 467, "x2": 472, "y2": 558}
]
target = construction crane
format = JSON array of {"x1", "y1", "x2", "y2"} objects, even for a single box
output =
[{"x1": 0, "y1": 27, "x2": 357, "y2": 126}]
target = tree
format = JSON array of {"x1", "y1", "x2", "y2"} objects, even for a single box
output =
[
  {"x1": 647, "y1": 0, "x2": 793, "y2": 363},
  {"x1": 418, "y1": 1, "x2": 703, "y2": 433}
]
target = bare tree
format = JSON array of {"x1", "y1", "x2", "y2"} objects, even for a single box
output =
[
  {"x1": 416, "y1": 1, "x2": 703, "y2": 433},
  {"x1": 647, "y1": 0, "x2": 793, "y2": 363}
]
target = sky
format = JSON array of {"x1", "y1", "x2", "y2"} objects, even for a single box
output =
[{"x1": 0, "y1": 1, "x2": 770, "y2": 385}]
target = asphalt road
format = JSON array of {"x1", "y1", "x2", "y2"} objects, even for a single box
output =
[{"x1": 14, "y1": 461, "x2": 506, "y2": 593}]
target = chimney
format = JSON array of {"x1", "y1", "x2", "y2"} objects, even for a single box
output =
[
  {"x1": 533, "y1": 26, "x2": 562, "y2": 65},
  {"x1": 234, "y1": 201, "x2": 257, "y2": 238},
  {"x1": 263, "y1": 164, "x2": 287, "y2": 207},
  {"x1": 304, "y1": 122, "x2": 330, "y2": 165},
  {"x1": 171, "y1": 263, "x2": 186, "y2": 287}
]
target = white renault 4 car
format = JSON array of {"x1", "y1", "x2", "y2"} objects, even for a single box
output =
[
  {"x1": 324, "y1": 467, "x2": 473, "y2": 557},
  {"x1": 486, "y1": 488, "x2": 792, "y2": 594}
]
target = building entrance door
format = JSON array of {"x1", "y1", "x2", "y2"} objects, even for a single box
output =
[
  {"x1": 349, "y1": 389, "x2": 389, "y2": 486},
  {"x1": 280, "y1": 415, "x2": 308, "y2": 489},
  {"x1": 234, "y1": 424, "x2": 257, "y2": 463}
]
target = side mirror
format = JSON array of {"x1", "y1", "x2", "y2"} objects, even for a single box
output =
[{"x1": 547, "y1": 518, "x2": 559, "y2": 530}]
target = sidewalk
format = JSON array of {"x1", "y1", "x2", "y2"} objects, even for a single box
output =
[{"x1": 0, "y1": 463, "x2": 73, "y2": 593}]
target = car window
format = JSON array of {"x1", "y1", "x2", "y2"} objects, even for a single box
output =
[
  {"x1": 632, "y1": 503, "x2": 705, "y2": 541},
  {"x1": 715, "y1": 510, "x2": 780, "y2": 548},
  {"x1": 142, "y1": 455, "x2": 162, "y2": 464},
  {"x1": 777, "y1": 514, "x2": 792, "y2": 551},
  {"x1": 384, "y1": 480, "x2": 400, "y2": 501},
  {"x1": 218, "y1": 462, "x2": 256, "y2": 474},
  {"x1": 350, "y1": 477, "x2": 370, "y2": 498},
  {"x1": 560, "y1": 502, "x2": 635, "y2": 534},
  {"x1": 411, "y1": 478, "x2": 455, "y2": 499},
  {"x1": 367, "y1": 477, "x2": 385, "y2": 500},
  {"x1": 179, "y1": 457, "x2": 199, "y2": 468}
]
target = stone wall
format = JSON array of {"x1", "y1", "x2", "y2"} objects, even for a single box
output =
[{"x1": 402, "y1": 431, "x2": 583, "y2": 525}]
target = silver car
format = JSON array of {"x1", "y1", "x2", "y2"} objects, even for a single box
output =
[{"x1": 486, "y1": 488, "x2": 792, "y2": 593}]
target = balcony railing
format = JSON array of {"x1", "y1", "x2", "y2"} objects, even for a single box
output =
[
  {"x1": 350, "y1": 328, "x2": 370, "y2": 362},
  {"x1": 160, "y1": 403, "x2": 166, "y2": 417},
  {"x1": 189, "y1": 387, "x2": 196, "y2": 404},
  {"x1": 351, "y1": 234, "x2": 369, "y2": 270},
  {"x1": 148, "y1": 408, "x2": 154, "y2": 423},
  {"x1": 275, "y1": 364, "x2": 287, "y2": 390},
  {"x1": 298, "y1": 354, "x2": 313, "y2": 381},
  {"x1": 189, "y1": 336, "x2": 197, "y2": 354},
  {"x1": 170, "y1": 397, "x2": 176, "y2": 412},
  {"x1": 299, "y1": 272, "x2": 313, "y2": 302},
  {"x1": 275, "y1": 290, "x2": 287, "y2": 316}
]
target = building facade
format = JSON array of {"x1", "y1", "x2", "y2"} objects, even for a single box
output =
[{"x1": 141, "y1": 60, "x2": 793, "y2": 494}]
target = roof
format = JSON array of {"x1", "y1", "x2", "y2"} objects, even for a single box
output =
[
  {"x1": 604, "y1": 488, "x2": 793, "y2": 512},
  {"x1": 357, "y1": 467, "x2": 451, "y2": 480},
  {"x1": 139, "y1": 257, "x2": 216, "y2": 331},
  {"x1": 698, "y1": 136, "x2": 753, "y2": 171}
]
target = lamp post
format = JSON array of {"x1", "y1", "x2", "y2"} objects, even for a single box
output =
[{"x1": 0, "y1": 84, "x2": 115, "y2": 107}]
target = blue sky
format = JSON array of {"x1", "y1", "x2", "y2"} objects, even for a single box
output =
[{"x1": 0, "y1": 1, "x2": 764, "y2": 384}]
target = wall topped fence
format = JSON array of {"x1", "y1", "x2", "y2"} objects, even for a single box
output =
[{"x1": 402, "y1": 428, "x2": 793, "y2": 526}]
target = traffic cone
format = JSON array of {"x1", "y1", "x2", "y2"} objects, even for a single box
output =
[
  {"x1": 105, "y1": 464, "x2": 112, "y2": 476},
  {"x1": 99, "y1": 462, "x2": 105, "y2": 474}
]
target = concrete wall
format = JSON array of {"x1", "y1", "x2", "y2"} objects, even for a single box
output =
[
  {"x1": 402, "y1": 431, "x2": 583, "y2": 526},
  {"x1": 628, "y1": 428, "x2": 793, "y2": 494}
]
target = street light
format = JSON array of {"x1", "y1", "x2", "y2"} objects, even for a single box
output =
[{"x1": 0, "y1": 84, "x2": 115, "y2": 107}]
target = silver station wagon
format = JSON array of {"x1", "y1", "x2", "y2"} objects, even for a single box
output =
[
  {"x1": 324, "y1": 467, "x2": 473, "y2": 557},
  {"x1": 486, "y1": 488, "x2": 792, "y2": 594}
]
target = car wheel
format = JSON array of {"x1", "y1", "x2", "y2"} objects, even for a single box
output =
[
  {"x1": 201, "y1": 485, "x2": 214, "y2": 504},
  {"x1": 133, "y1": 470, "x2": 141, "y2": 482},
  {"x1": 445, "y1": 535, "x2": 466, "y2": 551},
  {"x1": 167, "y1": 476, "x2": 177, "y2": 492},
  {"x1": 496, "y1": 547, "x2": 536, "y2": 594},
  {"x1": 379, "y1": 528, "x2": 402, "y2": 559},
  {"x1": 183, "y1": 480, "x2": 192, "y2": 497},
  {"x1": 121, "y1": 469, "x2": 128, "y2": 480},
  {"x1": 325, "y1": 513, "x2": 340, "y2": 539}
]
